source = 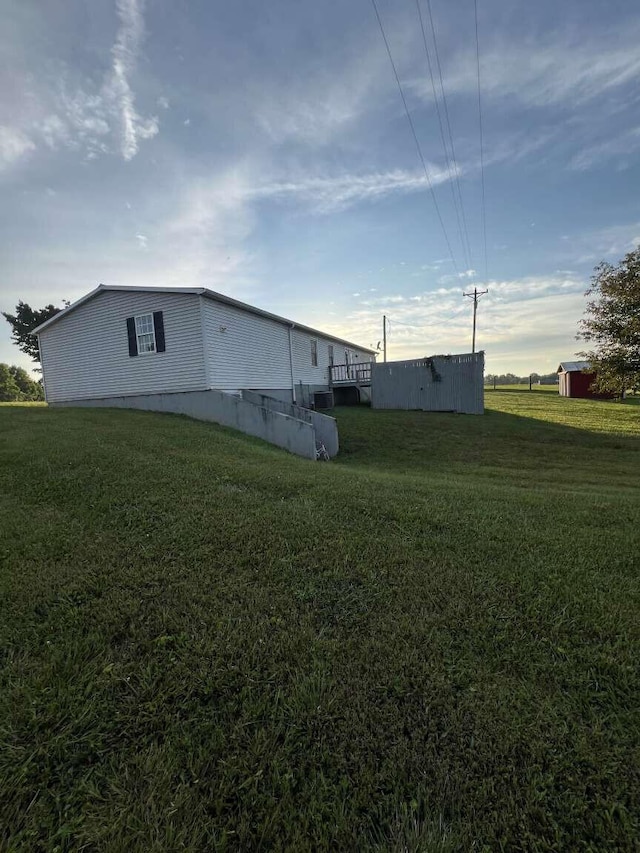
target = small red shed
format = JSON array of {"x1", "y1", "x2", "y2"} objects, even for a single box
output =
[{"x1": 557, "y1": 361, "x2": 612, "y2": 399}]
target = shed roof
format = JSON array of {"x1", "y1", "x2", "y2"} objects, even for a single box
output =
[
  {"x1": 557, "y1": 360, "x2": 591, "y2": 373},
  {"x1": 31, "y1": 285, "x2": 377, "y2": 354}
]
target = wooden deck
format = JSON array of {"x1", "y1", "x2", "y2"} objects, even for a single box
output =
[{"x1": 329, "y1": 363, "x2": 372, "y2": 386}]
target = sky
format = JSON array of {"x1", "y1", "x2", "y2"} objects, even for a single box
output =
[{"x1": 1, "y1": 0, "x2": 640, "y2": 376}]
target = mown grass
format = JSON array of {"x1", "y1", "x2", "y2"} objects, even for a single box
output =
[
  {"x1": 1, "y1": 394, "x2": 639, "y2": 851},
  {"x1": 484, "y1": 384, "x2": 558, "y2": 392}
]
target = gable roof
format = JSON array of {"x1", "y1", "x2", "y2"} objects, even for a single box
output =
[
  {"x1": 557, "y1": 360, "x2": 591, "y2": 373},
  {"x1": 31, "y1": 285, "x2": 377, "y2": 354}
]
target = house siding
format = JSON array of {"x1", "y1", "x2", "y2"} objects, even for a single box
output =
[
  {"x1": 39, "y1": 290, "x2": 206, "y2": 402},
  {"x1": 202, "y1": 299, "x2": 292, "y2": 391},
  {"x1": 291, "y1": 328, "x2": 373, "y2": 386}
]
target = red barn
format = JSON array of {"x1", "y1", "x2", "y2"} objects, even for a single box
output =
[{"x1": 557, "y1": 361, "x2": 613, "y2": 399}]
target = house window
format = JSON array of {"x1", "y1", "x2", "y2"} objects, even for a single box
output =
[
  {"x1": 311, "y1": 339, "x2": 318, "y2": 366},
  {"x1": 135, "y1": 313, "x2": 156, "y2": 354},
  {"x1": 328, "y1": 345, "x2": 334, "y2": 365}
]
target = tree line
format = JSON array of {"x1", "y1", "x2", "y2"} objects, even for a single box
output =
[
  {"x1": 0, "y1": 364, "x2": 44, "y2": 402},
  {"x1": 485, "y1": 372, "x2": 558, "y2": 386}
]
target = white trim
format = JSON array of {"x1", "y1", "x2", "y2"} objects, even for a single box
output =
[{"x1": 134, "y1": 312, "x2": 156, "y2": 354}]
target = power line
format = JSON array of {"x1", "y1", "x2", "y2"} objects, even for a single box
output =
[
  {"x1": 423, "y1": 0, "x2": 474, "y2": 272},
  {"x1": 415, "y1": 0, "x2": 471, "y2": 272},
  {"x1": 370, "y1": 0, "x2": 460, "y2": 278},
  {"x1": 474, "y1": 0, "x2": 488, "y2": 284}
]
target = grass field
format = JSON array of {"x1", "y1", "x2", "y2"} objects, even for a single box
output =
[
  {"x1": 1, "y1": 394, "x2": 639, "y2": 850},
  {"x1": 484, "y1": 383, "x2": 558, "y2": 392}
]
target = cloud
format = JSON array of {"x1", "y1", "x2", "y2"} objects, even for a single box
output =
[
  {"x1": 0, "y1": 126, "x2": 35, "y2": 171},
  {"x1": 323, "y1": 273, "x2": 587, "y2": 372},
  {"x1": 250, "y1": 166, "x2": 453, "y2": 213},
  {"x1": 410, "y1": 25, "x2": 640, "y2": 110},
  {"x1": 570, "y1": 126, "x2": 640, "y2": 171},
  {"x1": 252, "y1": 34, "x2": 389, "y2": 147},
  {"x1": 560, "y1": 222, "x2": 640, "y2": 265},
  {"x1": 0, "y1": 0, "x2": 158, "y2": 168},
  {"x1": 136, "y1": 233, "x2": 148, "y2": 248},
  {"x1": 160, "y1": 167, "x2": 258, "y2": 286},
  {"x1": 438, "y1": 268, "x2": 476, "y2": 284},
  {"x1": 101, "y1": 0, "x2": 158, "y2": 160}
]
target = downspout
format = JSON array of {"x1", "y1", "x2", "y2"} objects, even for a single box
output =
[
  {"x1": 198, "y1": 295, "x2": 212, "y2": 389},
  {"x1": 288, "y1": 324, "x2": 296, "y2": 404}
]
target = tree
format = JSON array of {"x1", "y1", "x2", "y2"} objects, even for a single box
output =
[
  {"x1": 9, "y1": 365, "x2": 44, "y2": 400},
  {"x1": 578, "y1": 246, "x2": 640, "y2": 395},
  {"x1": 0, "y1": 364, "x2": 21, "y2": 402},
  {"x1": 2, "y1": 301, "x2": 66, "y2": 363}
]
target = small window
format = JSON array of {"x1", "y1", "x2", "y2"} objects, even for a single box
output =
[
  {"x1": 328, "y1": 345, "x2": 334, "y2": 366},
  {"x1": 135, "y1": 313, "x2": 156, "y2": 354},
  {"x1": 311, "y1": 339, "x2": 318, "y2": 367}
]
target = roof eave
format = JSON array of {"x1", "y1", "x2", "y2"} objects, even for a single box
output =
[{"x1": 30, "y1": 284, "x2": 376, "y2": 354}]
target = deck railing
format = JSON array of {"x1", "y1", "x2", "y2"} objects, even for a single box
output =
[{"x1": 329, "y1": 362, "x2": 372, "y2": 385}]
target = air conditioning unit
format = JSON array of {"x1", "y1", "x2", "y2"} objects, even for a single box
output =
[{"x1": 314, "y1": 391, "x2": 334, "y2": 409}]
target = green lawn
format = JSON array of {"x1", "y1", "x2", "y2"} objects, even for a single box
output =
[
  {"x1": 1, "y1": 395, "x2": 639, "y2": 851},
  {"x1": 484, "y1": 383, "x2": 558, "y2": 392}
]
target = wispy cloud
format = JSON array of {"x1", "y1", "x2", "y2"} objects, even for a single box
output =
[
  {"x1": 0, "y1": 0, "x2": 158, "y2": 169},
  {"x1": 411, "y1": 26, "x2": 640, "y2": 110},
  {"x1": 251, "y1": 166, "x2": 453, "y2": 213},
  {"x1": 0, "y1": 127, "x2": 35, "y2": 171},
  {"x1": 570, "y1": 126, "x2": 640, "y2": 171},
  {"x1": 103, "y1": 0, "x2": 158, "y2": 160},
  {"x1": 559, "y1": 222, "x2": 640, "y2": 265},
  {"x1": 323, "y1": 273, "x2": 587, "y2": 372}
]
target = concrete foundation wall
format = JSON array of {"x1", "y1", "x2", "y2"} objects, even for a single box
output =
[
  {"x1": 247, "y1": 388, "x2": 293, "y2": 404},
  {"x1": 54, "y1": 389, "x2": 317, "y2": 460},
  {"x1": 242, "y1": 390, "x2": 339, "y2": 458}
]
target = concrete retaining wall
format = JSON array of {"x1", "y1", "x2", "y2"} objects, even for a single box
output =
[
  {"x1": 54, "y1": 389, "x2": 318, "y2": 459},
  {"x1": 242, "y1": 390, "x2": 339, "y2": 458}
]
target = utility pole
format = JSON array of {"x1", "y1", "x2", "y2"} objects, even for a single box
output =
[
  {"x1": 463, "y1": 287, "x2": 488, "y2": 353},
  {"x1": 383, "y1": 314, "x2": 387, "y2": 362}
]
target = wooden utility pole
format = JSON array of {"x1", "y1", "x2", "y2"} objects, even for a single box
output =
[
  {"x1": 463, "y1": 287, "x2": 488, "y2": 353},
  {"x1": 383, "y1": 314, "x2": 387, "y2": 362}
]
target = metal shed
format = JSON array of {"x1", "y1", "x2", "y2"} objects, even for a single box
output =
[{"x1": 371, "y1": 352, "x2": 484, "y2": 414}]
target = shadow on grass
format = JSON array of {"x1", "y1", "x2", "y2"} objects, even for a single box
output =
[{"x1": 331, "y1": 403, "x2": 639, "y2": 491}]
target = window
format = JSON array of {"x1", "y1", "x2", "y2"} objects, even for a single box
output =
[
  {"x1": 126, "y1": 311, "x2": 165, "y2": 357},
  {"x1": 311, "y1": 339, "x2": 318, "y2": 366},
  {"x1": 135, "y1": 313, "x2": 156, "y2": 354},
  {"x1": 328, "y1": 345, "x2": 334, "y2": 366}
]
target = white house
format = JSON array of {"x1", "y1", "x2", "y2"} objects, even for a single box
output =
[{"x1": 33, "y1": 285, "x2": 376, "y2": 406}]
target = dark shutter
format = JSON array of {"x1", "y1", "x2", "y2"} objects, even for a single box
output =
[
  {"x1": 126, "y1": 317, "x2": 138, "y2": 357},
  {"x1": 153, "y1": 311, "x2": 166, "y2": 352}
]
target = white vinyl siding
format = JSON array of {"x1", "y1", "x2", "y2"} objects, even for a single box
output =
[
  {"x1": 202, "y1": 300, "x2": 292, "y2": 391},
  {"x1": 290, "y1": 329, "x2": 372, "y2": 386},
  {"x1": 39, "y1": 290, "x2": 206, "y2": 402}
]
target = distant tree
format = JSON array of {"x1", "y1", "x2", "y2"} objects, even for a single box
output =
[
  {"x1": 578, "y1": 246, "x2": 640, "y2": 395},
  {"x1": 0, "y1": 363, "x2": 21, "y2": 402},
  {"x1": 8, "y1": 365, "x2": 44, "y2": 400},
  {"x1": 2, "y1": 301, "x2": 66, "y2": 363}
]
